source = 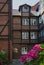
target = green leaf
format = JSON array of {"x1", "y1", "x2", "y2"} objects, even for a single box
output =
[
  {"x1": 40, "y1": 44, "x2": 44, "y2": 49},
  {"x1": 40, "y1": 63, "x2": 44, "y2": 65}
]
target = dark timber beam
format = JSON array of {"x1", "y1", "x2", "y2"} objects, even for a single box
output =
[{"x1": 0, "y1": 0, "x2": 8, "y2": 12}]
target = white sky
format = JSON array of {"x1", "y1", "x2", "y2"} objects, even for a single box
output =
[{"x1": 12, "y1": 0, "x2": 40, "y2": 9}]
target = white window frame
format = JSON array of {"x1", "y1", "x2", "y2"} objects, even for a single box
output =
[
  {"x1": 22, "y1": 32, "x2": 29, "y2": 39},
  {"x1": 21, "y1": 47, "x2": 27, "y2": 54},
  {"x1": 39, "y1": 17, "x2": 43, "y2": 24},
  {"x1": 22, "y1": 18, "x2": 29, "y2": 25},
  {"x1": 30, "y1": 18, "x2": 37, "y2": 25},
  {"x1": 22, "y1": 6, "x2": 29, "y2": 12},
  {"x1": 30, "y1": 32, "x2": 37, "y2": 39}
]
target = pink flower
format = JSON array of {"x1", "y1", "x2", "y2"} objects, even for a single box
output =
[
  {"x1": 28, "y1": 49, "x2": 38, "y2": 59},
  {"x1": 20, "y1": 53, "x2": 33, "y2": 63},
  {"x1": 0, "y1": 61, "x2": 2, "y2": 65},
  {"x1": 27, "y1": 54, "x2": 33, "y2": 60},
  {"x1": 20, "y1": 54, "x2": 28, "y2": 62},
  {"x1": 20, "y1": 44, "x2": 43, "y2": 63},
  {"x1": 33, "y1": 44, "x2": 42, "y2": 51}
]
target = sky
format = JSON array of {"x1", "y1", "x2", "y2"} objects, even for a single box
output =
[{"x1": 12, "y1": 0, "x2": 40, "y2": 9}]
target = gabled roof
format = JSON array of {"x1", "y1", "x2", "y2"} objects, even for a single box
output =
[
  {"x1": 19, "y1": 4, "x2": 31, "y2": 8},
  {"x1": 12, "y1": 2, "x2": 40, "y2": 16},
  {"x1": 31, "y1": 6, "x2": 44, "y2": 16},
  {"x1": 31, "y1": 2, "x2": 39, "y2": 11}
]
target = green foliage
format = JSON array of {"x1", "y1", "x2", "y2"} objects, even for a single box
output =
[
  {"x1": 0, "y1": 50, "x2": 8, "y2": 65},
  {"x1": 24, "y1": 60, "x2": 32, "y2": 65},
  {"x1": 23, "y1": 44, "x2": 44, "y2": 65},
  {"x1": 40, "y1": 44, "x2": 44, "y2": 49},
  {"x1": 0, "y1": 50, "x2": 6, "y2": 60},
  {"x1": 40, "y1": 63, "x2": 44, "y2": 65}
]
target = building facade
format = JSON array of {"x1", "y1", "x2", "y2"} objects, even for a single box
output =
[
  {"x1": 0, "y1": 0, "x2": 44, "y2": 60},
  {"x1": 0, "y1": 0, "x2": 12, "y2": 60},
  {"x1": 12, "y1": 4, "x2": 39, "y2": 59},
  {"x1": 39, "y1": 12, "x2": 44, "y2": 43},
  {"x1": 38, "y1": 0, "x2": 44, "y2": 43}
]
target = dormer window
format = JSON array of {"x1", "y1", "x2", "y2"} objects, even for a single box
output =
[{"x1": 22, "y1": 6, "x2": 29, "y2": 12}]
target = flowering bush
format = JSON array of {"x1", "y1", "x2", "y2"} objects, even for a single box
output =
[
  {"x1": 20, "y1": 44, "x2": 44, "y2": 65},
  {"x1": 0, "y1": 50, "x2": 8, "y2": 65}
]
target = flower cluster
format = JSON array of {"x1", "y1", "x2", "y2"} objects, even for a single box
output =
[
  {"x1": 20, "y1": 44, "x2": 42, "y2": 63},
  {"x1": 0, "y1": 61, "x2": 2, "y2": 65}
]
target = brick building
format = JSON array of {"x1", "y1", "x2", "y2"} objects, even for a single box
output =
[
  {"x1": 0, "y1": 0, "x2": 44, "y2": 60},
  {"x1": 12, "y1": 3, "x2": 40, "y2": 59},
  {"x1": 0, "y1": 0, "x2": 12, "y2": 60}
]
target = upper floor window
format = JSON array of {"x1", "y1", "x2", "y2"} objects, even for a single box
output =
[
  {"x1": 22, "y1": 18, "x2": 29, "y2": 25},
  {"x1": 22, "y1": 32, "x2": 29, "y2": 39},
  {"x1": 30, "y1": 18, "x2": 37, "y2": 25},
  {"x1": 30, "y1": 32, "x2": 37, "y2": 39},
  {"x1": 22, "y1": 6, "x2": 29, "y2": 12},
  {"x1": 39, "y1": 17, "x2": 43, "y2": 24}
]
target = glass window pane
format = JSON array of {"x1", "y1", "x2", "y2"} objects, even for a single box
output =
[
  {"x1": 30, "y1": 32, "x2": 37, "y2": 39},
  {"x1": 30, "y1": 18, "x2": 37, "y2": 25},
  {"x1": 22, "y1": 32, "x2": 29, "y2": 39},
  {"x1": 21, "y1": 47, "x2": 27, "y2": 54},
  {"x1": 22, "y1": 6, "x2": 29, "y2": 12},
  {"x1": 22, "y1": 18, "x2": 29, "y2": 25}
]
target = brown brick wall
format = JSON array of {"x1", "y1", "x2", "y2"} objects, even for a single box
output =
[
  {"x1": 13, "y1": 31, "x2": 21, "y2": 39},
  {"x1": 13, "y1": 39, "x2": 21, "y2": 44},
  {"x1": 22, "y1": 39, "x2": 29, "y2": 44},
  {"x1": 0, "y1": 41, "x2": 12, "y2": 60},
  {"x1": 22, "y1": 25, "x2": 29, "y2": 30},
  {"x1": 0, "y1": 41, "x2": 8, "y2": 51},
  {"x1": 1, "y1": 4, "x2": 8, "y2": 12},
  {"x1": 30, "y1": 26, "x2": 38, "y2": 30},
  {"x1": 0, "y1": 0, "x2": 12, "y2": 60},
  {"x1": 0, "y1": 0, "x2": 6, "y2": 2},
  {"x1": 13, "y1": 17, "x2": 21, "y2": 24},
  {"x1": 13, "y1": 24, "x2": 21, "y2": 30},
  {"x1": 1, "y1": 26, "x2": 8, "y2": 35},
  {"x1": 0, "y1": 16, "x2": 8, "y2": 25},
  {"x1": 22, "y1": 13, "x2": 29, "y2": 16}
]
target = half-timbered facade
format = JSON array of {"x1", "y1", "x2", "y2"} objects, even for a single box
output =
[
  {"x1": 12, "y1": 4, "x2": 39, "y2": 59},
  {"x1": 0, "y1": 0, "x2": 12, "y2": 60}
]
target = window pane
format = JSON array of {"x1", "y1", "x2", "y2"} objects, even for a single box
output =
[
  {"x1": 39, "y1": 17, "x2": 43, "y2": 24},
  {"x1": 30, "y1": 32, "x2": 37, "y2": 39},
  {"x1": 30, "y1": 18, "x2": 37, "y2": 25},
  {"x1": 22, "y1": 32, "x2": 29, "y2": 39},
  {"x1": 22, "y1": 6, "x2": 29, "y2": 12},
  {"x1": 21, "y1": 47, "x2": 27, "y2": 54},
  {"x1": 22, "y1": 18, "x2": 29, "y2": 25},
  {"x1": 40, "y1": 29, "x2": 44, "y2": 37}
]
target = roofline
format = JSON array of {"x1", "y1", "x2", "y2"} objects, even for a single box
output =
[
  {"x1": 32, "y1": 2, "x2": 39, "y2": 7},
  {"x1": 19, "y1": 3, "x2": 31, "y2": 8}
]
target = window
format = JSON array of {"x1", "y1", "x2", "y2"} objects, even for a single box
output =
[
  {"x1": 21, "y1": 47, "x2": 27, "y2": 54},
  {"x1": 42, "y1": 14, "x2": 44, "y2": 23},
  {"x1": 39, "y1": 29, "x2": 44, "y2": 37},
  {"x1": 30, "y1": 18, "x2": 37, "y2": 25},
  {"x1": 39, "y1": 17, "x2": 43, "y2": 24},
  {"x1": 43, "y1": 29, "x2": 44, "y2": 36},
  {"x1": 30, "y1": 32, "x2": 37, "y2": 39},
  {"x1": 22, "y1": 18, "x2": 29, "y2": 25},
  {"x1": 22, "y1": 6, "x2": 29, "y2": 12},
  {"x1": 36, "y1": 5, "x2": 40, "y2": 11},
  {"x1": 22, "y1": 32, "x2": 29, "y2": 39}
]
